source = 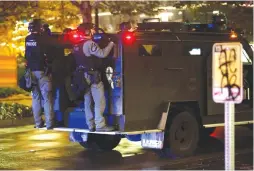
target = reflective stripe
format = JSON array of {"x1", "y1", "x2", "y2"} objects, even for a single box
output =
[{"x1": 204, "y1": 120, "x2": 254, "y2": 128}]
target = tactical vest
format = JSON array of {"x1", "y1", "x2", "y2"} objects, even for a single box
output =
[
  {"x1": 72, "y1": 40, "x2": 103, "y2": 71},
  {"x1": 25, "y1": 34, "x2": 46, "y2": 71},
  {"x1": 72, "y1": 41, "x2": 87, "y2": 69},
  {"x1": 70, "y1": 41, "x2": 91, "y2": 97}
]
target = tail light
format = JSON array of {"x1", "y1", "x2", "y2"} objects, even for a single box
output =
[
  {"x1": 64, "y1": 29, "x2": 85, "y2": 44},
  {"x1": 230, "y1": 31, "x2": 238, "y2": 39},
  {"x1": 122, "y1": 31, "x2": 135, "y2": 44}
]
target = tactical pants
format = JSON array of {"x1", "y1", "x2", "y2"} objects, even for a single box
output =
[
  {"x1": 84, "y1": 73, "x2": 106, "y2": 129},
  {"x1": 31, "y1": 71, "x2": 54, "y2": 127}
]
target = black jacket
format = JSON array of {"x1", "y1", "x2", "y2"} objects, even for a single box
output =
[{"x1": 25, "y1": 33, "x2": 60, "y2": 71}]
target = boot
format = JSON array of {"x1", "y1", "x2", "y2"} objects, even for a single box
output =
[
  {"x1": 96, "y1": 125, "x2": 115, "y2": 132},
  {"x1": 34, "y1": 121, "x2": 45, "y2": 128}
]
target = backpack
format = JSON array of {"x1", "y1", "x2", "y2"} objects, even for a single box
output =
[{"x1": 18, "y1": 69, "x2": 33, "y2": 92}]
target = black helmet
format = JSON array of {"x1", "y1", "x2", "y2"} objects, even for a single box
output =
[
  {"x1": 42, "y1": 23, "x2": 51, "y2": 35},
  {"x1": 119, "y1": 22, "x2": 131, "y2": 31},
  {"x1": 77, "y1": 23, "x2": 95, "y2": 36},
  {"x1": 28, "y1": 19, "x2": 43, "y2": 33}
]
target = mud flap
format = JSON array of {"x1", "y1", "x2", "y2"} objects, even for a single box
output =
[
  {"x1": 69, "y1": 132, "x2": 88, "y2": 142},
  {"x1": 141, "y1": 132, "x2": 164, "y2": 149}
]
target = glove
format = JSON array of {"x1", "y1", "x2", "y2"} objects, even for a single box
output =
[{"x1": 110, "y1": 41, "x2": 115, "y2": 45}]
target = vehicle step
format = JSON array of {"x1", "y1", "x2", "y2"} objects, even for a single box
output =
[{"x1": 38, "y1": 127, "x2": 163, "y2": 135}]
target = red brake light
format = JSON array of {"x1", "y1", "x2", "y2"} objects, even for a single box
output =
[
  {"x1": 65, "y1": 29, "x2": 84, "y2": 44},
  {"x1": 73, "y1": 34, "x2": 79, "y2": 38},
  {"x1": 122, "y1": 31, "x2": 135, "y2": 44},
  {"x1": 126, "y1": 35, "x2": 132, "y2": 39}
]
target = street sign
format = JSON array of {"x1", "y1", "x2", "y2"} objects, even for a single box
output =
[
  {"x1": 212, "y1": 42, "x2": 243, "y2": 171},
  {"x1": 212, "y1": 42, "x2": 243, "y2": 104}
]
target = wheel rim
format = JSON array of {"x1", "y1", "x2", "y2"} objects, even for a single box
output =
[{"x1": 173, "y1": 120, "x2": 194, "y2": 150}]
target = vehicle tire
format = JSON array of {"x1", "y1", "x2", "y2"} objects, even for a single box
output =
[
  {"x1": 164, "y1": 111, "x2": 200, "y2": 157},
  {"x1": 93, "y1": 134, "x2": 121, "y2": 151},
  {"x1": 79, "y1": 142, "x2": 93, "y2": 149},
  {"x1": 79, "y1": 134, "x2": 98, "y2": 150},
  {"x1": 79, "y1": 134, "x2": 121, "y2": 151}
]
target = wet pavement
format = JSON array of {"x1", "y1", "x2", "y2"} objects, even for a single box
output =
[{"x1": 0, "y1": 125, "x2": 253, "y2": 170}]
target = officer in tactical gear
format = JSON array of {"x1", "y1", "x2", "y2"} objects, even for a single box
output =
[
  {"x1": 118, "y1": 21, "x2": 136, "y2": 33},
  {"x1": 119, "y1": 22, "x2": 131, "y2": 31},
  {"x1": 25, "y1": 19, "x2": 55, "y2": 129},
  {"x1": 73, "y1": 23, "x2": 115, "y2": 132},
  {"x1": 42, "y1": 23, "x2": 51, "y2": 36}
]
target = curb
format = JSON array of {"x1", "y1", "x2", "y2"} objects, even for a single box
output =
[{"x1": 0, "y1": 117, "x2": 34, "y2": 128}]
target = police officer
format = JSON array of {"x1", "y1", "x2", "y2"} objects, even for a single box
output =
[
  {"x1": 42, "y1": 23, "x2": 51, "y2": 36},
  {"x1": 73, "y1": 23, "x2": 115, "y2": 132},
  {"x1": 25, "y1": 19, "x2": 54, "y2": 129}
]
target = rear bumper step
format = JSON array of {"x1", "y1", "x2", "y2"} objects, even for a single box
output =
[{"x1": 38, "y1": 127, "x2": 163, "y2": 135}]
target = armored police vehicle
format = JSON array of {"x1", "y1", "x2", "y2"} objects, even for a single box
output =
[{"x1": 44, "y1": 21, "x2": 253, "y2": 157}]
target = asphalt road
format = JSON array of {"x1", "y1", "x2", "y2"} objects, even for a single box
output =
[{"x1": 0, "y1": 125, "x2": 253, "y2": 170}]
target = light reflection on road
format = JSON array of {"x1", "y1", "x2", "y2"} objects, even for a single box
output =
[
  {"x1": 29, "y1": 132, "x2": 63, "y2": 141},
  {"x1": 115, "y1": 138, "x2": 144, "y2": 157}
]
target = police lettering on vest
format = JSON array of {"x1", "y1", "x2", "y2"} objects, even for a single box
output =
[{"x1": 26, "y1": 41, "x2": 37, "y2": 47}]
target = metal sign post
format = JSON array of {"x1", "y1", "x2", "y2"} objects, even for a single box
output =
[
  {"x1": 212, "y1": 42, "x2": 243, "y2": 171},
  {"x1": 224, "y1": 101, "x2": 235, "y2": 170}
]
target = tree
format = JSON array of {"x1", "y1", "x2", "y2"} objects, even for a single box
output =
[
  {"x1": 34, "y1": 1, "x2": 80, "y2": 31},
  {"x1": 1, "y1": 1, "x2": 163, "y2": 33},
  {"x1": 70, "y1": 1, "x2": 93, "y2": 23},
  {"x1": 70, "y1": 0, "x2": 162, "y2": 23},
  {"x1": 172, "y1": 1, "x2": 253, "y2": 41},
  {"x1": 0, "y1": 1, "x2": 81, "y2": 56},
  {"x1": 0, "y1": 1, "x2": 163, "y2": 57},
  {"x1": 0, "y1": 1, "x2": 37, "y2": 56},
  {"x1": 172, "y1": 1, "x2": 252, "y2": 22}
]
